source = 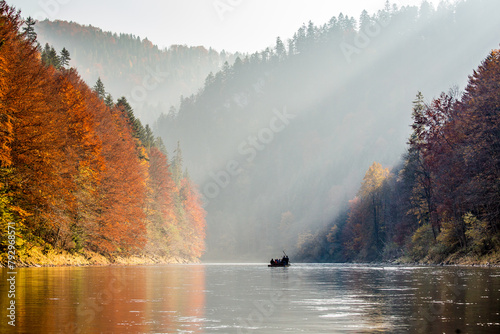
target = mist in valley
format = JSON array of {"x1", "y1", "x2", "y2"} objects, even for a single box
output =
[
  {"x1": 4, "y1": 2, "x2": 500, "y2": 332},
  {"x1": 34, "y1": 20, "x2": 240, "y2": 125},
  {"x1": 154, "y1": 0, "x2": 500, "y2": 261},
  {"x1": 30, "y1": 0, "x2": 500, "y2": 262}
]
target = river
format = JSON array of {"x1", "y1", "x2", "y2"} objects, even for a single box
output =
[{"x1": 1, "y1": 263, "x2": 499, "y2": 333}]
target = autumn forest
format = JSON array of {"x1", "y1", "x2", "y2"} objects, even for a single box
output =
[
  {"x1": 0, "y1": 3, "x2": 205, "y2": 265},
  {"x1": 1, "y1": 0, "x2": 500, "y2": 267},
  {"x1": 152, "y1": 0, "x2": 500, "y2": 264},
  {"x1": 298, "y1": 54, "x2": 500, "y2": 263}
]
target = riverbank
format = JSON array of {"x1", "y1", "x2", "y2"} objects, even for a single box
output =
[
  {"x1": 394, "y1": 250, "x2": 500, "y2": 267},
  {"x1": 1, "y1": 246, "x2": 198, "y2": 268}
]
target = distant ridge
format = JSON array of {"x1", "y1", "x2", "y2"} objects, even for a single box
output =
[{"x1": 35, "y1": 19, "x2": 239, "y2": 123}]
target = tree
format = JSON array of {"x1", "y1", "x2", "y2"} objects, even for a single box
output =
[
  {"x1": 117, "y1": 96, "x2": 135, "y2": 122},
  {"x1": 1, "y1": 7, "x2": 78, "y2": 249},
  {"x1": 144, "y1": 124, "x2": 154, "y2": 149},
  {"x1": 459, "y1": 49, "x2": 500, "y2": 230},
  {"x1": 275, "y1": 36, "x2": 286, "y2": 61},
  {"x1": 287, "y1": 37, "x2": 295, "y2": 56},
  {"x1": 404, "y1": 92, "x2": 441, "y2": 239},
  {"x1": 59, "y1": 47, "x2": 71, "y2": 68},
  {"x1": 359, "y1": 10, "x2": 371, "y2": 31},
  {"x1": 306, "y1": 20, "x2": 316, "y2": 43},
  {"x1": 89, "y1": 94, "x2": 147, "y2": 253},
  {"x1": 295, "y1": 24, "x2": 307, "y2": 54},
  {"x1": 0, "y1": 1, "x2": 207, "y2": 263},
  {"x1": 104, "y1": 93, "x2": 113, "y2": 108},
  {"x1": 145, "y1": 146, "x2": 176, "y2": 256},
  {"x1": 22, "y1": 16, "x2": 37, "y2": 43},
  {"x1": 170, "y1": 141, "x2": 184, "y2": 186},
  {"x1": 341, "y1": 162, "x2": 391, "y2": 261},
  {"x1": 180, "y1": 177, "x2": 206, "y2": 258},
  {"x1": 41, "y1": 43, "x2": 61, "y2": 68},
  {"x1": 93, "y1": 77, "x2": 106, "y2": 100},
  {"x1": 359, "y1": 162, "x2": 390, "y2": 254}
]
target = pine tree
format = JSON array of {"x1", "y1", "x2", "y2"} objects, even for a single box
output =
[
  {"x1": 153, "y1": 136, "x2": 167, "y2": 155},
  {"x1": 275, "y1": 37, "x2": 286, "y2": 61},
  {"x1": 404, "y1": 92, "x2": 434, "y2": 233},
  {"x1": 287, "y1": 38, "x2": 295, "y2": 56},
  {"x1": 143, "y1": 125, "x2": 154, "y2": 149},
  {"x1": 306, "y1": 21, "x2": 316, "y2": 41},
  {"x1": 104, "y1": 93, "x2": 114, "y2": 108},
  {"x1": 93, "y1": 77, "x2": 106, "y2": 100},
  {"x1": 41, "y1": 43, "x2": 61, "y2": 68},
  {"x1": 117, "y1": 96, "x2": 134, "y2": 121},
  {"x1": 359, "y1": 10, "x2": 371, "y2": 31},
  {"x1": 408, "y1": 91, "x2": 426, "y2": 149},
  {"x1": 170, "y1": 141, "x2": 183, "y2": 186},
  {"x1": 167, "y1": 106, "x2": 177, "y2": 119},
  {"x1": 22, "y1": 16, "x2": 37, "y2": 43},
  {"x1": 59, "y1": 47, "x2": 71, "y2": 68},
  {"x1": 204, "y1": 72, "x2": 215, "y2": 87},
  {"x1": 116, "y1": 97, "x2": 147, "y2": 143}
]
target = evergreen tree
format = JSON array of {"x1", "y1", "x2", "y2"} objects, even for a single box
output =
[
  {"x1": 170, "y1": 141, "x2": 183, "y2": 186},
  {"x1": 49, "y1": 46, "x2": 60, "y2": 68},
  {"x1": 408, "y1": 91, "x2": 426, "y2": 148},
  {"x1": 41, "y1": 43, "x2": 61, "y2": 68},
  {"x1": 359, "y1": 10, "x2": 371, "y2": 31},
  {"x1": 59, "y1": 47, "x2": 71, "y2": 68},
  {"x1": 183, "y1": 168, "x2": 190, "y2": 181},
  {"x1": 144, "y1": 124, "x2": 154, "y2": 149},
  {"x1": 117, "y1": 96, "x2": 146, "y2": 143},
  {"x1": 306, "y1": 20, "x2": 316, "y2": 42},
  {"x1": 221, "y1": 61, "x2": 231, "y2": 80},
  {"x1": 93, "y1": 77, "x2": 106, "y2": 100},
  {"x1": 205, "y1": 72, "x2": 215, "y2": 86},
  {"x1": 153, "y1": 136, "x2": 168, "y2": 156},
  {"x1": 167, "y1": 106, "x2": 177, "y2": 119},
  {"x1": 275, "y1": 36, "x2": 286, "y2": 61},
  {"x1": 358, "y1": 162, "x2": 390, "y2": 254},
  {"x1": 104, "y1": 93, "x2": 114, "y2": 108},
  {"x1": 22, "y1": 16, "x2": 37, "y2": 43},
  {"x1": 287, "y1": 38, "x2": 295, "y2": 56},
  {"x1": 404, "y1": 92, "x2": 439, "y2": 239},
  {"x1": 117, "y1": 96, "x2": 135, "y2": 121}
]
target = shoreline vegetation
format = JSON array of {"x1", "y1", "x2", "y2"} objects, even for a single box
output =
[
  {"x1": 2, "y1": 2, "x2": 499, "y2": 268},
  {"x1": 1, "y1": 246, "x2": 199, "y2": 268},
  {"x1": 0, "y1": 3, "x2": 206, "y2": 268},
  {"x1": 295, "y1": 49, "x2": 500, "y2": 266},
  {"x1": 1, "y1": 245, "x2": 498, "y2": 268},
  {"x1": 393, "y1": 253, "x2": 500, "y2": 267}
]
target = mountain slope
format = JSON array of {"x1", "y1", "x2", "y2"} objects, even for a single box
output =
[
  {"x1": 34, "y1": 19, "x2": 239, "y2": 123},
  {"x1": 154, "y1": 0, "x2": 500, "y2": 261}
]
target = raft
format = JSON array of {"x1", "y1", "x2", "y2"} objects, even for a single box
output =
[
  {"x1": 268, "y1": 252, "x2": 290, "y2": 267},
  {"x1": 268, "y1": 263, "x2": 290, "y2": 267}
]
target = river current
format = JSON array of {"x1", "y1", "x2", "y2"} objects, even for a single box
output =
[{"x1": 1, "y1": 263, "x2": 499, "y2": 333}]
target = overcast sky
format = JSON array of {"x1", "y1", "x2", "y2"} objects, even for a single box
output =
[{"x1": 9, "y1": 0, "x2": 426, "y2": 53}]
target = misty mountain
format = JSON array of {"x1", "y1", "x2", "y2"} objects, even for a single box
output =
[
  {"x1": 34, "y1": 19, "x2": 239, "y2": 124},
  {"x1": 154, "y1": 0, "x2": 500, "y2": 261}
]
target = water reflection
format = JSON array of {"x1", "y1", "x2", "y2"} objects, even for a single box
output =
[
  {"x1": 1, "y1": 265, "x2": 206, "y2": 333},
  {"x1": 289, "y1": 265, "x2": 500, "y2": 333},
  {"x1": 0, "y1": 264, "x2": 499, "y2": 333}
]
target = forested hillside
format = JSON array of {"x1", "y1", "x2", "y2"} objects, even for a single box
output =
[
  {"x1": 154, "y1": 0, "x2": 500, "y2": 261},
  {"x1": 34, "y1": 19, "x2": 238, "y2": 123},
  {"x1": 0, "y1": 2, "x2": 205, "y2": 265},
  {"x1": 297, "y1": 50, "x2": 500, "y2": 264}
]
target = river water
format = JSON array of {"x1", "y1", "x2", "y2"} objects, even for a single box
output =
[{"x1": 1, "y1": 263, "x2": 499, "y2": 333}]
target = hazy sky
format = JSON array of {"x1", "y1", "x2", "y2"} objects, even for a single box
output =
[{"x1": 9, "y1": 0, "x2": 426, "y2": 53}]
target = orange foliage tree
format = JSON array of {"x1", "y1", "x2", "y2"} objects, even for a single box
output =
[
  {"x1": 180, "y1": 177, "x2": 206, "y2": 259},
  {"x1": 0, "y1": 2, "x2": 206, "y2": 262}
]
